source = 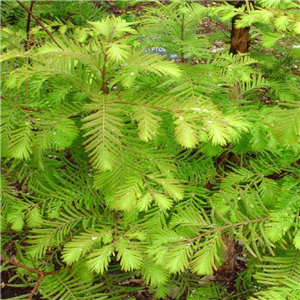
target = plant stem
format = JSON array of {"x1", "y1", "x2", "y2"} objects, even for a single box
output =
[
  {"x1": 1, "y1": 256, "x2": 55, "y2": 299},
  {"x1": 184, "y1": 217, "x2": 270, "y2": 245},
  {"x1": 229, "y1": 1, "x2": 251, "y2": 55},
  {"x1": 180, "y1": 14, "x2": 185, "y2": 63},
  {"x1": 26, "y1": 1, "x2": 34, "y2": 51},
  {"x1": 16, "y1": 0, "x2": 62, "y2": 49},
  {"x1": 27, "y1": 274, "x2": 43, "y2": 300},
  {"x1": 1, "y1": 256, "x2": 43, "y2": 275},
  {"x1": 101, "y1": 53, "x2": 108, "y2": 94},
  {"x1": 114, "y1": 100, "x2": 177, "y2": 113},
  {"x1": 113, "y1": 211, "x2": 119, "y2": 245}
]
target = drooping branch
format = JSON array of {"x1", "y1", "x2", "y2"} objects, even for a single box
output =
[
  {"x1": 114, "y1": 100, "x2": 176, "y2": 113},
  {"x1": 178, "y1": 217, "x2": 270, "y2": 246},
  {"x1": 16, "y1": 0, "x2": 62, "y2": 49}
]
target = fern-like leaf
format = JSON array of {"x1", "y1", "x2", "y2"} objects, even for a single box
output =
[
  {"x1": 133, "y1": 106, "x2": 162, "y2": 142},
  {"x1": 82, "y1": 99, "x2": 123, "y2": 171}
]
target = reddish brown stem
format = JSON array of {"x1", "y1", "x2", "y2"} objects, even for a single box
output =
[
  {"x1": 16, "y1": 0, "x2": 62, "y2": 49},
  {"x1": 27, "y1": 274, "x2": 43, "y2": 300},
  {"x1": 1, "y1": 256, "x2": 42, "y2": 275},
  {"x1": 26, "y1": 1, "x2": 35, "y2": 51},
  {"x1": 20, "y1": 106, "x2": 43, "y2": 113},
  {"x1": 1, "y1": 256, "x2": 55, "y2": 299}
]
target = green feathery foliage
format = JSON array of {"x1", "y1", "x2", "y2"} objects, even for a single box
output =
[{"x1": 1, "y1": 1, "x2": 300, "y2": 299}]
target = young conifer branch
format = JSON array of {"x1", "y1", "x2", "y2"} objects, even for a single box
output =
[
  {"x1": 114, "y1": 100, "x2": 179, "y2": 113},
  {"x1": 182, "y1": 217, "x2": 270, "y2": 245}
]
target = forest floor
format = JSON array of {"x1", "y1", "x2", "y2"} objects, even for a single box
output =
[{"x1": 1, "y1": 238, "x2": 247, "y2": 299}]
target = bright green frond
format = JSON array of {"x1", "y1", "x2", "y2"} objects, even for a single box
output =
[
  {"x1": 116, "y1": 238, "x2": 143, "y2": 271},
  {"x1": 88, "y1": 16, "x2": 137, "y2": 38},
  {"x1": 86, "y1": 245, "x2": 114, "y2": 274},
  {"x1": 141, "y1": 259, "x2": 169, "y2": 287},
  {"x1": 190, "y1": 234, "x2": 223, "y2": 275},
  {"x1": 8, "y1": 120, "x2": 32, "y2": 159},
  {"x1": 133, "y1": 106, "x2": 162, "y2": 142},
  {"x1": 82, "y1": 100, "x2": 123, "y2": 171},
  {"x1": 40, "y1": 269, "x2": 106, "y2": 300}
]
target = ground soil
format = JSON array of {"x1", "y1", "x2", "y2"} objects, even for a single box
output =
[{"x1": 1, "y1": 236, "x2": 247, "y2": 299}]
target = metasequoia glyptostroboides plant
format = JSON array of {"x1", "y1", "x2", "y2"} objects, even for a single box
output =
[{"x1": 1, "y1": 1, "x2": 300, "y2": 299}]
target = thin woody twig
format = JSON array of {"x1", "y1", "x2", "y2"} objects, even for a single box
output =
[
  {"x1": 27, "y1": 274, "x2": 43, "y2": 300},
  {"x1": 26, "y1": 1, "x2": 35, "y2": 51},
  {"x1": 187, "y1": 216, "x2": 270, "y2": 243},
  {"x1": 170, "y1": 217, "x2": 270, "y2": 248},
  {"x1": 1, "y1": 256, "x2": 42, "y2": 275},
  {"x1": 114, "y1": 100, "x2": 176, "y2": 113},
  {"x1": 113, "y1": 211, "x2": 118, "y2": 245},
  {"x1": 1, "y1": 256, "x2": 55, "y2": 300},
  {"x1": 16, "y1": 0, "x2": 62, "y2": 49}
]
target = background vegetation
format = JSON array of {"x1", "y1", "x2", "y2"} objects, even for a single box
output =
[{"x1": 1, "y1": 1, "x2": 300, "y2": 299}]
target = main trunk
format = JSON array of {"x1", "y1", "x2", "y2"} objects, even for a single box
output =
[{"x1": 229, "y1": 1, "x2": 251, "y2": 55}]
